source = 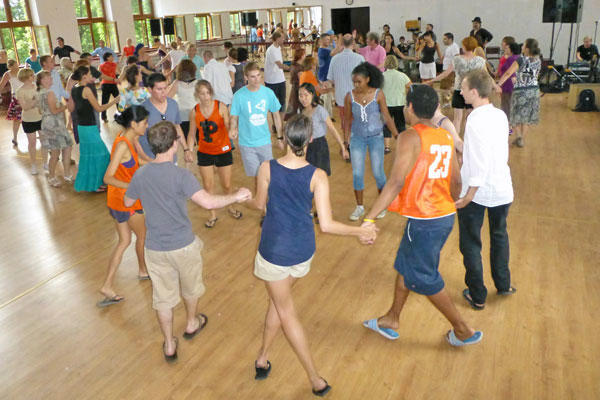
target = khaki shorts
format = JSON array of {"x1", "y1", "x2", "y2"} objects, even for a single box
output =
[
  {"x1": 254, "y1": 252, "x2": 313, "y2": 282},
  {"x1": 146, "y1": 237, "x2": 206, "y2": 310}
]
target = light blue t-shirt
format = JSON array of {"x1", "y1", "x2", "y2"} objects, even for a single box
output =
[
  {"x1": 182, "y1": 54, "x2": 204, "y2": 80},
  {"x1": 230, "y1": 85, "x2": 281, "y2": 147},
  {"x1": 26, "y1": 57, "x2": 42, "y2": 73}
]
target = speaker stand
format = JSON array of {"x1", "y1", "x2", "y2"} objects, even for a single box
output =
[
  {"x1": 549, "y1": 21, "x2": 556, "y2": 60},
  {"x1": 567, "y1": 23, "x2": 574, "y2": 65}
]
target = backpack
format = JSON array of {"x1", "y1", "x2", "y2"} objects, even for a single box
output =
[{"x1": 575, "y1": 89, "x2": 598, "y2": 112}]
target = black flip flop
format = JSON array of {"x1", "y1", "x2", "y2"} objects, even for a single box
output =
[
  {"x1": 96, "y1": 295, "x2": 124, "y2": 308},
  {"x1": 163, "y1": 337, "x2": 178, "y2": 363},
  {"x1": 183, "y1": 313, "x2": 208, "y2": 340},
  {"x1": 312, "y1": 379, "x2": 331, "y2": 397},
  {"x1": 254, "y1": 360, "x2": 271, "y2": 380},
  {"x1": 462, "y1": 289, "x2": 485, "y2": 310},
  {"x1": 498, "y1": 286, "x2": 517, "y2": 296}
]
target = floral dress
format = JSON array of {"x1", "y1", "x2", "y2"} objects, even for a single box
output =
[{"x1": 39, "y1": 88, "x2": 73, "y2": 150}]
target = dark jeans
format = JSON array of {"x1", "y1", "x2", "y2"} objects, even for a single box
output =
[
  {"x1": 457, "y1": 201, "x2": 512, "y2": 304},
  {"x1": 100, "y1": 83, "x2": 119, "y2": 121}
]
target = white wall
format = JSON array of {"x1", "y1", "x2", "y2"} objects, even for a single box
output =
[
  {"x1": 34, "y1": 0, "x2": 81, "y2": 51},
  {"x1": 104, "y1": 0, "x2": 136, "y2": 49},
  {"x1": 154, "y1": 0, "x2": 600, "y2": 64}
]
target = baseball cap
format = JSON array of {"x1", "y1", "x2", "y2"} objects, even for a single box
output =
[{"x1": 472, "y1": 17, "x2": 482, "y2": 23}]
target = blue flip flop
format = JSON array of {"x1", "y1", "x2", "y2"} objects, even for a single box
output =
[
  {"x1": 362, "y1": 318, "x2": 399, "y2": 340},
  {"x1": 446, "y1": 329, "x2": 483, "y2": 347}
]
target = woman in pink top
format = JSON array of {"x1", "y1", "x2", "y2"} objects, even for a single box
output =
[{"x1": 359, "y1": 32, "x2": 387, "y2": 71}]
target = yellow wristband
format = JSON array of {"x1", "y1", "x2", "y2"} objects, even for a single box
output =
[{"x1": 363, "y1": 218, "x2": 376, "y2": 223}]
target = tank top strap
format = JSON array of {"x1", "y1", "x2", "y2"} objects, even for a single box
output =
[
  {"x1": 112, "y1": 135, "x2": 139, "y2": 168},
  {"x1": 372, "y1": 88, "x2": 379, "y2": 102},
  {"x1": 436, "y1": 116, "x2": 448, "y2": 128}
]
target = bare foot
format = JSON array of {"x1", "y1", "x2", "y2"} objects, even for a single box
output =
[
  {"x1": 256, "y1": 353, "x2": 269, "y2": 369},
  {"x1": 311, "y1": 377, "x2": 328, "y2": 392},
  {"x1": 376, "y1": 315, "x2": 399, "y2": 331},
  {"x1": 99, "y1": 288, "x2": 119, "y2": 300},
  {"x1": 453, "y1": 326, "x2": 476, "y2": 341}
]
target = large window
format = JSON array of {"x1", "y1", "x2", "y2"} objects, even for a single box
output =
[
  {"x1": 229, "y1": 12, "x2": 241, "y2": 36},
  {"x1": 0, "y1": 0, "x2": 49, "y2": 64},
  {"x1": 194, "y1": 14, "x2": 211, "y2": 41},
  {"x1": 164, "y1": 15, "x2": 186, "y2": 43},
  {"x1": 132, "y1": 0, "x2": 154, "y2": 46},
  {"x1": 75, "y1": 0, "x2": 119, "y2": 52}
]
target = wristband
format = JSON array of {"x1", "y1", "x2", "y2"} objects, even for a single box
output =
[{"x1": 363, "y1": 218, "x2": 376, "y2": 223}]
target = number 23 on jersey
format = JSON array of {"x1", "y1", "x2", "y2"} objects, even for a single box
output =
[{"x1": 428, "y1": 144, "x2": 452, "y2": 179}]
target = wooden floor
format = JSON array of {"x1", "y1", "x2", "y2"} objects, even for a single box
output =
[{"x1": 1, "y1": 93, "x2": 599, "y2": 399}]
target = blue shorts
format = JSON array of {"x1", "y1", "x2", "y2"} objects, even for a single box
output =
[
  {"x1": 393, "y1": 215, "x2": 455, "y2": 295},
  {"x1": 108, "y1": 207, "x2": 144, "y2": 223}
]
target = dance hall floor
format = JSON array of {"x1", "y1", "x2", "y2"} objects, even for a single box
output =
[{"x1": 0, "y1": 93, "x2": 598, "y2": 399}]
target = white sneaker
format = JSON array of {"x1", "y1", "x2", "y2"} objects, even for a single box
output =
[
  {"x1": 349, "y1": 205, "x2": 365, "y2": 221},
  {"x1": 376, "y1": 209, "x2": 387, "y2": 219},
  {"x1": 30, "y1": 165, "x2": 38, "y2": 175},
  {"x1": 64, "y1": 175, "x2": 74, "y2": 184},
  {"x1": 48, "y1": 177, "x2": 62, "y2": 187}
]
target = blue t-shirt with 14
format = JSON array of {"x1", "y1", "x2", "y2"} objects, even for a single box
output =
[{"x1": 230, "y1": 85, "x2": 281, "y2": 147}]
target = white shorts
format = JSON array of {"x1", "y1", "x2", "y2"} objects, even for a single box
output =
[
  {"x1": 419, "y1": 62, "x2": 437, "y2": 80},
  {"x1": 254, "y1": 252, "x2": 313, "y2": 282}
]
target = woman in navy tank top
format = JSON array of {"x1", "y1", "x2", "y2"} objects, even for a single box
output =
[{"x1": 247, "y1": 114, "x2": 377, "y2": 397}]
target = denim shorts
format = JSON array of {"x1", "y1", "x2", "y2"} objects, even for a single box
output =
[
  {"x1": 108, "y1": 207, "x2": 144, "y2": 223},
  {"x1": 394, "y1": 215, "x2": 455, "y2": 295}
]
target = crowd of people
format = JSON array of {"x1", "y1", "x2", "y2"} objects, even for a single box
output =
[{"x1": 5, "y1": 14, "x2": 574, "y2": 396}]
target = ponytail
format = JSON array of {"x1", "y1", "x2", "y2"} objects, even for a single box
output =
[{"x1": 284, "y1": 114, "x2": 312, "y2": 157}]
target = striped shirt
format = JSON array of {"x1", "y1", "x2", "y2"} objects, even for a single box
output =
[{"x1": 327, "y1": 49, "x2": 365, "y2": 106}]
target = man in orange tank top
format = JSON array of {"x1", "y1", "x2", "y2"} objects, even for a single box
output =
[{"x1": 361, "y1": 84, "x2": 482, "y2": 346}]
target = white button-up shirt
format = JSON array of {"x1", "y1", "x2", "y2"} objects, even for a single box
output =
[{"x1": 460, "y1": 103, "x2": 514, "y2": 207}]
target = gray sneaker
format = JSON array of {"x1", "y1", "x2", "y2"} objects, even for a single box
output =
[
  {"x1": 376, "y1": 209, "x2": 387, "y2": 219},
  {"x1": 349, "y1": 206, "x2": 365, "y2": 221}
]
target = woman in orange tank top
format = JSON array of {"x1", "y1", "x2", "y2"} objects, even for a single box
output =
[
  {"x1": 186, "y1": 80, "x2": 242, "y2": 228},
  {"x1": 98, "y1": 105, "x2": 150, "y2": 308}
]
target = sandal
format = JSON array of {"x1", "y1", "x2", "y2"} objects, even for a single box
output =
[
  {"x1": 228, "y1": 208, "x2": 243, "y2": 219},
  {"x1": 384, "y1": 147, "x2": 391, "y2": 154},
  {"x1": 254, "y1": 360, "x2": 271, "y2": 380},
  {"x1": 312, "y1": 379, "x2": 331, "y2": 397},
  {"x1": 462, "y1": 289, "x2": 485, "y2": 310},
  {"x1": 204, "y1": 217, "x2": 218, "y2": 228},
  {"x1": 163, "y1": 337, "x2": 178, "y2": 363},
  {"x1": 183, "y1": 313, "x2": 208, "y2": 340},
  {"x1": 497, "y1": 286, "x2": 517, "y2": 296}
]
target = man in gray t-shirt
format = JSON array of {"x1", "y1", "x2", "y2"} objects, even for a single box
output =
[{"x1": 125, "y1": 121, "x2": 251, "y2": 362}]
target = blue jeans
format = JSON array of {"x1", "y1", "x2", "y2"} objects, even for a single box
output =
[{"x1": 349, "y1": 134, "x2": 386, "y2": 191}]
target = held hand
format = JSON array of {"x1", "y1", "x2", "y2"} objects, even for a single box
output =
[
  {"x1": 494, "y1": 84, "x2": 502, "y2": 94},
  {"x1": 235, "y1": 187, "x2": 252, "y2": 202},
  {"x1": 341, "y1": 147, "x2": 349, "y2": 160},
  {"x1": 229, "y1": 128, "x2": 238, "y2": 140},
  {"x1": 184, "y1": 150, "x2": 194, "y2": 163},
  {"x1": 359, "y1": 221, "x2": 378, "y2": 245},
  {"x1": 455, "y1": 196, "x2": 471, "y2": 209},
  {"x1": 277, "y1": 138, "x2": 285, "y2": 151}
]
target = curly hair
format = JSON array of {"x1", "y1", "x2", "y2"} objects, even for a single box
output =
[{"x1": 351, "y1": 62, "x2": 384, "y2": 88}]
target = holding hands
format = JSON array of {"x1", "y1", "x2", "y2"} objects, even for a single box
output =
[
  {"x1": 359, "y1": 220, "x2": 378, "y2": 245},
  {"x1": 235, "y1": 187, "x2": 252, "y2": 203}
]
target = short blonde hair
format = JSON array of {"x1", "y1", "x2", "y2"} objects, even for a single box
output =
[
  {"x1": 60, "y1": 57, "x2": 72, "y2": 69},
  {"x1": 384, "y1": 55, "x2": 399, "y2": 70},
  {"x1": 18, "y1": 68, "x2": 34, "y2": 82}
]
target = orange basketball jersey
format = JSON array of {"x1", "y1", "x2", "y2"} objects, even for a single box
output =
[
  {"x1": 388, "y1": 123, "x2": 456, "y2": 219},
  {"x1": 195, "y1": 100, "x2": 231, "y2": 155},
  {"x1": 106, "y1": 136, "x2": 142, "y2": 212}
]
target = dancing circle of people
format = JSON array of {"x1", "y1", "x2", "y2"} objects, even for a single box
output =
[{"x1": 5, "y1": 17, "x2": 551, "y2": 395}]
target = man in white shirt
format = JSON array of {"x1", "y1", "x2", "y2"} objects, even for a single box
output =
[
  {"x1": 264, "y1": 31, "x2": 289, "y2": 120},
  {"x1": 439, "y1": 33, "x2": 460, "y2": 106},
  {"x1": 325, "y1": 34, "x2": 365, "y2": 136},
  {"x1": 455, "y1": 69, "x2": 516, "y2": 310},
  {"x1": 202, "y1": 50, "x2": 234, "y2": 105}
]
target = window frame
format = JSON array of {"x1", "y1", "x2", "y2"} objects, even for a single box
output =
[
  {"x1": 132, "y1": 0, "x2": 154, "y2": 46},
  {"x1": 75, "y1": 0, "x2": 121, "y2": 52},
  {"x1": 0, "y1": 0, "x2": 36, "y2": 64}
]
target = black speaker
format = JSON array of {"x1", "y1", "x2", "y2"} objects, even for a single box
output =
[
  {"x1": 241, "y1": 12, "x2": 257, "y2": 27},
  {"x1": 543, "y1": 0, "x2": 583, "y2": 23},
  {"x1": 150, "y1": 19, "x2": 162, "y2": 36},
  {"x1": 561, "y1": 0, "x2": 583, "y2": 23},
  {"x1": 163, "y1": 17, "x2": 175, "y2": 35}
]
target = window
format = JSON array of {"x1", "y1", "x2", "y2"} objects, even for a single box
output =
[
  {"x1": 194, "y1": 14, "x2": 211, "y2": 41},
  {"x1": 229, "y1": 12, "x2": 241, "y2": 35},
  {"x1": 174, "y1": 16, "x2": 186, "y2": 41},
  {"x1": 0, "y1": 0, "x2": 48, "y2": 64},
  {"x1": 131, "y1": 0, "x2": 154, "y2": 46},
  {"x1": 74, "y1": 0, "x2": 119, "y2": 52},
  {"x1": 211, "y1": 14, "x2": 221, "y2": 38}
]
